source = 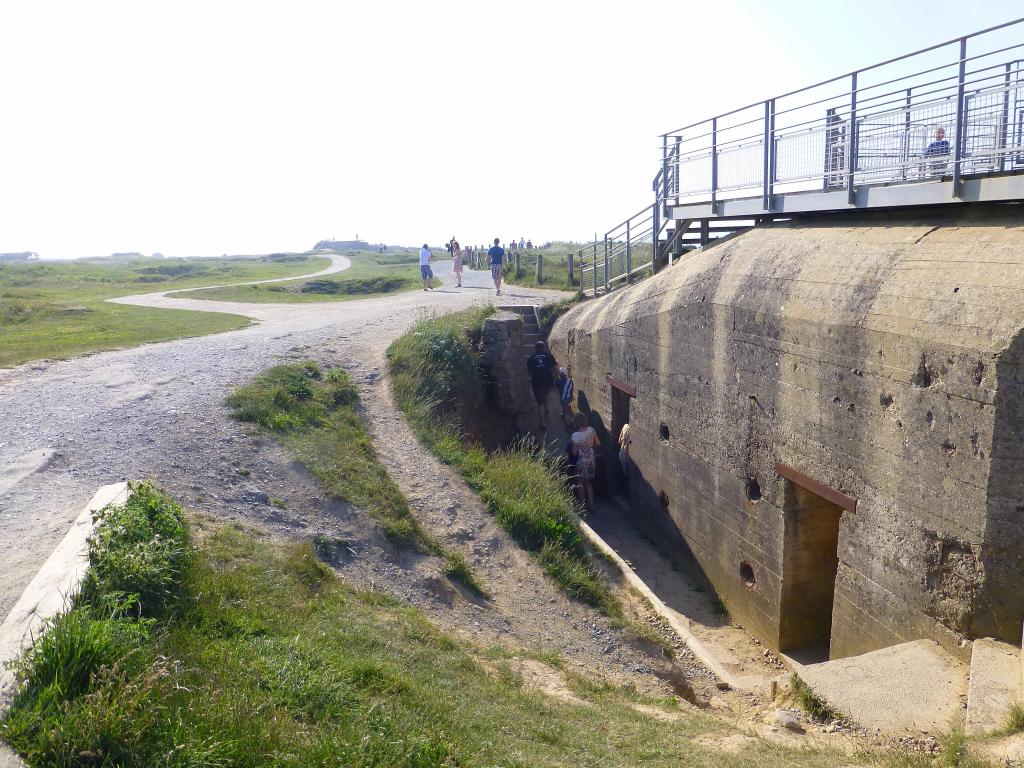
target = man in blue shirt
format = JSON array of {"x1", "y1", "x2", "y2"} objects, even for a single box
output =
[
  {"x1": 487, "y1": 237, "x2": 505, "y2": 296},
  {"x1": 924, "y1": 127, "x2": 950, "y2": 177}
]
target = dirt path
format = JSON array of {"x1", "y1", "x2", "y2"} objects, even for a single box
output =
[{"x1": 0, "y1": 260, "x2": 560, "y2": 616}]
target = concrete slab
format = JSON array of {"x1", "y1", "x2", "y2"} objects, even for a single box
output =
[
  {"x1": 578, "y1": 518, "x2": 743, "y2": 689},
  {"x1": 966, "y1": 638, "x2": 1022, "y2": 735},
  {"x1": 797, "y1": 639, "x2": 968, "y2": 736},
  {"x1": 980, "y1": 732, "x2": 1024, "y2": 765},
  {"x1": 0, "y1": 482, "x2": 128, "y2": 708},
  {"x1": 0, "y1": 448, "x2": 55, "y2": 493}
]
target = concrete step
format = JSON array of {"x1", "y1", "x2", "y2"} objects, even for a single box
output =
[
  {"x1": 793, "y1": 639, "x2": 969, "y2": 737},
  {"x1": 966, "y1": 637, "x2": 1023, "y2": 735}
]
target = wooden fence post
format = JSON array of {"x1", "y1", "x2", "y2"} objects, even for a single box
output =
[{"x1": 536, "y1": 254, "x2": 543, "y2": 285}]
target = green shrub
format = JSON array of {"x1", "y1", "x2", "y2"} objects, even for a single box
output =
[{"x1": 80, "y1": 481, "x2": 190, "y2": 619}]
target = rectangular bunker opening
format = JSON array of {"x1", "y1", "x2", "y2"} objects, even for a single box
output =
[
  {"x1": 607, "y1": 385, "x2": 631, "y2": 494},
  {"x1": 778, "y1": 480, "x2": 844, "y2": 662}
]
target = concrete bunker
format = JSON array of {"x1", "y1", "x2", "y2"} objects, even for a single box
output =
[{"x1": 549, "y1": 206, "x2": 1024, "y2": 661}]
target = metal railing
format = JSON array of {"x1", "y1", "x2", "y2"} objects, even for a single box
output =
[
  {"x1": 576, "y1": 204, "x2": 661, "y2": 296},
  {"x1": 657, "y1": 17, "x2": 1024, "y2": 209}
]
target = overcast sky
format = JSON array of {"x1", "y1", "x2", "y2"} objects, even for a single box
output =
[{"x1": 1, "y1": 1, "x2": 1021, "y2": 258}]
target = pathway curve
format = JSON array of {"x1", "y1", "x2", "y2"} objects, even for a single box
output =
[{"x1": 107, "y1": 252, "x2": 352, "y2": 315}]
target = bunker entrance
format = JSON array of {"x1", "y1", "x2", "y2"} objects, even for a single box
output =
[
  {"x1": 778, "y1": 479, "x2": 844, "y2": 662},
  {"x1": 607, "y1": 384, "x2": 631, "y2": 495}
]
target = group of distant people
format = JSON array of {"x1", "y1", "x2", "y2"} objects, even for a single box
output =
[
  {"x1": 507, "y1": 237, "x2": 533, "y2": 251},
  {"x1": 418, "y1": 237, "x2": 517, "y2": 295}
]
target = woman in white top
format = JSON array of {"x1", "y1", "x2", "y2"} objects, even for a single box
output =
[
  {"x1": 570, "y1": 412, "x2": 600, "y2": 513},
  {"x1": 617, "y1": 422, "x2": 631, "y2": 478}
]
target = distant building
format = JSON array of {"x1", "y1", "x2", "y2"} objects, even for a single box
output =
[
  {"x1": 313, "y1": 239, "x2": 369, "y2": 251},
  {"x1": 0, "y1": 252, "x2": 39, "y2": 262}
]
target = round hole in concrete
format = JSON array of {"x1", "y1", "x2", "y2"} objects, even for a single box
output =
[
  {"x1": 746, "y1": 477, "x2": 762, "y2": 503},
  {"x1": 659, "y1": 423, "x2": 670, "y2": 441},
  {"x1": 740, "y1": 561, "x2": 756, "y2": 587}
]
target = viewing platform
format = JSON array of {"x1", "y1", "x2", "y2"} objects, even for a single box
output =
[
  {"x1": 577, "y1": 17, "x2": 1024, "y2": 296},
  {"x1": 659, "y1": 17, "x2": 1024, "y2": 223}
]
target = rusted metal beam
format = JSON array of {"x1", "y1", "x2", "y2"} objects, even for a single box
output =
[
  {"x1": 606, "y1": 375, "x2": 637, "y2": 398},
  {"x1": 775, "y1": 462, "x2": 858, "y2": 512}
]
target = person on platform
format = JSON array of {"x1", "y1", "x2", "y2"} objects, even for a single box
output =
[{"x1": 924, "y1": 126, "x2": 950, "y2": 176}]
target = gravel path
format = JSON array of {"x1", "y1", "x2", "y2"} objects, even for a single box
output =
[{"x1": 0, "y1": 257, "x2": 711, "y2": 697}]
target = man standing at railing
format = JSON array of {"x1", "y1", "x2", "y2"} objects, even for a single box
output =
[
  {"x1": 924, "y1": 126, "x2": 950, "y2": 177},
  {"x1": 488, "y1": 237, "x2": 505, "y2": 296}
]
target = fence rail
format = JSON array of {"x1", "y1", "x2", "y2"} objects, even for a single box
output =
[
  {"x1": 658, "y1": 17, "x2": 1024, "y2": 209},
  {"x1": 575, "y1": 203, "x2": 661, "y2": 296}
]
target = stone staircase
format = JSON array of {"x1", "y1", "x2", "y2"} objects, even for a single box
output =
[{"x1": 498, "y1": 305, "x2": 542, "y2": 357}]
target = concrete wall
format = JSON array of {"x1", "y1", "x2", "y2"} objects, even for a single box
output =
[
  {"x1": 549, "y1": 206, "x2": 1024, "y2": 660},
  {"x1": 479, "y1": 311, "x2": 536, "y2": 439}
]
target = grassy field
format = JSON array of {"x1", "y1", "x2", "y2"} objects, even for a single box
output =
[
  {"x1": 176, "y1": 249, "x2": 440, "y2": 303},
  {"x1": 0, "y1": 253, "x2": 328, "y2": 368},
  {"x1": 226, "y1": 361, "x2": 483, "y2": 594},
  {"x1": 2, "y1": 482, "x2": 989, "y2": 767},
  {"x1": 500, "y1": 242, "x2": 580, "y2": 292}
]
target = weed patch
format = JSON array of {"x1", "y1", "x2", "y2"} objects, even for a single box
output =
[
  {"x1": 791, "y1": 673, "x2": 841, "y2": 722},
  {"x1": 1001, "y1": 700, "x2": 1024, "y2": 735},
  {"x1": 228, "y1": 363, "x2": 432, "y2": 550}
]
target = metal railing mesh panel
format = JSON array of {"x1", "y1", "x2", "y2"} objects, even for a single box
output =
[{"x1": 656, "y1": 20, "x2": 1024, "y2": 205}]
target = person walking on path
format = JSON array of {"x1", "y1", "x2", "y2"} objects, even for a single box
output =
[
  {"x1": 570, "y1": 413, "x2": 600, "y2": 514},
  {"x1": 487, "y1": 237, "x2": 505, "y2": 295},
  {"x1": 451, "y1": 237, "x2": 463, "y2": 287},
  {"x1": 419, "y1": 243, "x2": 434, "y2": 291},
  {"x1": 526, "y1": 340, "x2": 559, "y2": 431}
]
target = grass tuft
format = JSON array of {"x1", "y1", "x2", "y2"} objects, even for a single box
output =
[
  {"x1": 444, "y1": 552, "x2": 488, "y2": 598},
  {"x1": 790, "y1": 673, "x2": 841, "y2": 722},
  {"x1": 1001, "y1": 700, "x2": 1024, "y2": 735},
  {"x1": 227, "y1": 361, "x2": 484, "y2": 591}
]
